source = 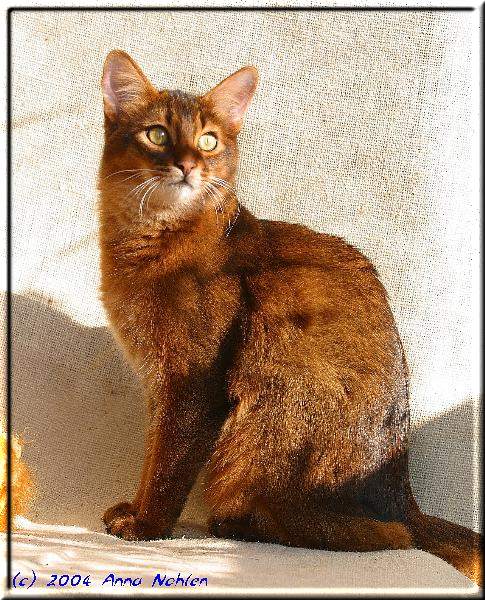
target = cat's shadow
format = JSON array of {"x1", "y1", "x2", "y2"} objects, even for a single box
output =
[
  {"x1": 10, "y1": 292, "x2": 207, "y2": 533},
  {"x1": 10, "y1": 292, "x2": 478, "y2": 533}
]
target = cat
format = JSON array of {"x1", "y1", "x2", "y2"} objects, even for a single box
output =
[{"x1": 98, "y1": 50, "x2": 481, "y2": 585}]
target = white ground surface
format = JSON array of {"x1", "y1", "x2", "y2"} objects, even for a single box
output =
[{"x1": 4, "y1": 518, "x2": 479, "y2": 596}]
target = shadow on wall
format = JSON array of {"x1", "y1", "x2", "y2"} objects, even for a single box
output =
[
  {"x1": 409, "y1": 400, "x2": 480, "y2": 532},
  {"x1": 10, "y1": 292, "x2": 479, "y2": 533}
]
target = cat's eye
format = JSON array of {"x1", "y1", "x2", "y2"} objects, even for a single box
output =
[
  {"x1": 198, "y1": 133, "x2": 218, "y2": 152},
  {"x1": 147, "y1": 126, "x2": 169, "y2": 146}
]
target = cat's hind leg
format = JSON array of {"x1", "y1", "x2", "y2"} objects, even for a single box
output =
[
  {"x1": 205, "y1": 370, "x2": 412, "y2": 552},
  {"x1": 208, "y1": 498, "x2": 412, "y2": 551}
]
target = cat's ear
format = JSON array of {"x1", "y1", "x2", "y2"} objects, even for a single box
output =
[
  {"x1": 101, "y1": 50, "x2": 157, "y2": 121},
  {"x1": 203, "y1": 66, "x2": 258, "y2": 132}
]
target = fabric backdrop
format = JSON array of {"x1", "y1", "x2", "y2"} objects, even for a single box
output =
[{"x1": 7, "y1": 9, "x2": 480, "y2": 537}]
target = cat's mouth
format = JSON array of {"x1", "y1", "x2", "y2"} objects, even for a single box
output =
[
  {"x1": 163, "y1": 168, "x2": 201, "y2": 192},
  {"x1": 170, "y1": 180, "x2": 194, "y2": 190}
]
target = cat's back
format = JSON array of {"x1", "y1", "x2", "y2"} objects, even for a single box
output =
[
  {"x1": 242, "y1": 218, "x2": 385, "y2": 309},
  {"x1": 260, "y1": 218, "x2": 375, "y2": 274}
]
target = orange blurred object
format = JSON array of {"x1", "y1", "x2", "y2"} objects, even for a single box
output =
[{"x1": 0, "y1": 420, "x2": 34, "y2": 531}]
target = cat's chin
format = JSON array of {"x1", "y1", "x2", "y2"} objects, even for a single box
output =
[
  {"x1": 141, "y1": 183, "x2": 203, "y2": 226},
  {"x1": 168, "y1": 181, "x2": 197, "y2": 201}
]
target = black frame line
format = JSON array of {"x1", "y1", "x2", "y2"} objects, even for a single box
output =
[
  {"x1": 5, "y1": 4, "x2": 480, "y2": 599},
  {"x1": 6, "y1": 6, "x2": 13, "y2": 597}
]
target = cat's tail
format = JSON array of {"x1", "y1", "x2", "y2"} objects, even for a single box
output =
[{"x1": 406, "y1": 509, "x2": 482, "y2": 586}]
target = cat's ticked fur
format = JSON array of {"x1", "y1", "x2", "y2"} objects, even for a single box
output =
[{"x1": 98, "y1": 50, "x2": 481, "y2": 585}]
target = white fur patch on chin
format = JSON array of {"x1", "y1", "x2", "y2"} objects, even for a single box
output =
[
  {"x1": 150, "y1": 183, "x2": 201, "y2": 224},
  {"x1": 177, "y1": 183, "x2": 195, "y2": 204}
]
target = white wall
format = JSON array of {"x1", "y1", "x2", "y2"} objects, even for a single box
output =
[{"x1": 7, "y1": 9, "x2": 480, "y2": 532}]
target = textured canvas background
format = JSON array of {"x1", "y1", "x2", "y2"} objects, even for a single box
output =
[{"x1": 7, "y1": 9, "x2": 480, "y2": 542}]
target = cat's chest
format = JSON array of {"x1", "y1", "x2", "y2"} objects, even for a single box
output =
[
  {"x1": 106, "y1": 272, "x2": 202, "y2": 337},
  {"x1": 104, "y1": 269, "x2": 240, "y2": 366}
]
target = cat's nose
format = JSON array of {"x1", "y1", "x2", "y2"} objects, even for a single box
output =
[{"x1": 176, "y1": 159, "x2": 196, "y2": 177}]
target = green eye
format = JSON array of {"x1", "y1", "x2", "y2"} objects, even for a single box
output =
[
  {"x1": 198, "y1": 133, "x2": 218, "y2": 152},
  {"x1": 147, "y1": 126, "x2": 169, "y2": 146}
]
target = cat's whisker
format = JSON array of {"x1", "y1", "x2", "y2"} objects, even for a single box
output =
[
  {"x1": 144, "y1": 179, "x2": 162, "y2": 216},
  {"x1": 128, "y1": 176, "x2": 160, "y2": 201},
  {"x1": 204, "y1": 181, "x2": 227, "y2": 219},
  {"x1": 208, "y1": 184, "x2": 235, "y2": 232},
  {"x1": 119, "y1": 172, "x2": 147, "y2": 184},
  {"x1": 207, "y1": 178, "x2": 241, "y2": 235},
  {"x1": 225, "y1": 201, "x2": 241, "y2": 236},
  {"x1": 202, "y1": 183, "x2": 222, "y2": 226},
  {"x1": 209, "y1": 176, "x2": 237, "y2": 194},
  {"x1": 138, "y1": 178, "x2": 161, "y2": 219},
  {"x1": 209, "y1": 175, "x2": 235, "y2": 187},
  {"x1": 205, "y1": 180, "x2": 228, "y2": 205},
  {"x1": 201, "y1": 182, "x2": 219, "y2": 214},
  {"x1": 104, "y1": 168, "x2": 162, "y2": 180},
  {"x1": 122, "y1": 176, "x2": 161, "y2": 217}
]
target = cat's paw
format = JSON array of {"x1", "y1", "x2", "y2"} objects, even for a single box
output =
[
  {"x1": 105, "y1": 513, "x2": 169, "y2": 541},
  {"x1": 102, "y1": 501, "x2": 136, "y2": 527}
]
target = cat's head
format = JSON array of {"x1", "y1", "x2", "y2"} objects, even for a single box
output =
[{"x1": 99, "y1": 50, "x2": 257, "y2": 229}]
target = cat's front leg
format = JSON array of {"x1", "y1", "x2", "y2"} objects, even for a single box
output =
[
  {"x1": 102, "y1": 400, "x2": 159, "y2": 532},
  {"x1": 103, "y1": 382, "x2": 225, "y2": 541}
]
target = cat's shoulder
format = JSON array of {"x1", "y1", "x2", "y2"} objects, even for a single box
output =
[{"x1": 260, "y1": 219, "x2": 376, "y2": 273}]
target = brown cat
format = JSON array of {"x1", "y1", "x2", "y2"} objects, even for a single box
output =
[{"x1": 98, "y1": 50, "x2": 481, "y2": 585}]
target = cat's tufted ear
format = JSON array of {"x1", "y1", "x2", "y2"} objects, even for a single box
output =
[
  {"x1": 102, "y1": 50, "x2": 157, "y2": 121},
  {"x1": 203, "y1": 66, "x2": 258, "y2": 133}
]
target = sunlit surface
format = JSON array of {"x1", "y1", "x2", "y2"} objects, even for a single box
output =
[{"x1": 6, "y1": 519, "x2": 476, "y2": 595}]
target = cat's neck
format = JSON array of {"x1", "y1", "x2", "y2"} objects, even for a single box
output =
[{"x1": 99, "y1": 195, "x2": 240, "y2": 281}]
